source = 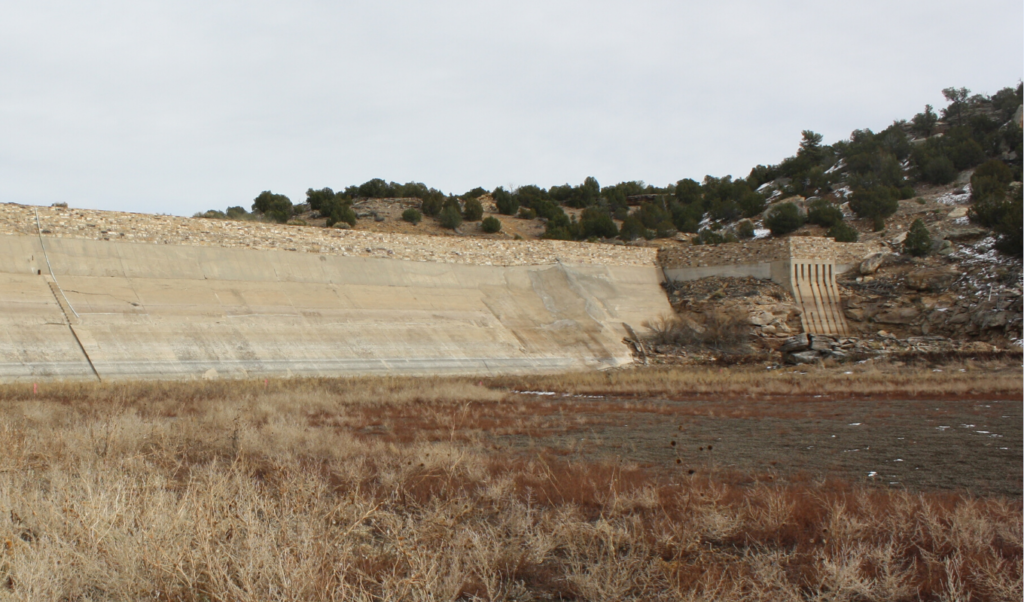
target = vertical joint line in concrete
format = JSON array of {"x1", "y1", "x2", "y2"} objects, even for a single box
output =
[
  {"x1": 68, "y1": 322, "x2": 102, "y2": 383},
  {"x1": 34, "y1": 208, "x2": 100, "y2": 381},
  {"x1": 34, "y1": 207, "x2": 81, "y2": 320},
  {"x1": 43, "y1": 281, "x2": 101, "y2": 382}
]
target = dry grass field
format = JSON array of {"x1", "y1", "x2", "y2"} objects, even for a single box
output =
[{"x1": 0, "y1": 361, "x2": 1020, "y2": 601}]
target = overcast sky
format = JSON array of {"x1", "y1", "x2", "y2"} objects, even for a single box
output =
[{"x1": 2, "y1": 1, "x2": 1021, "y2": 216}]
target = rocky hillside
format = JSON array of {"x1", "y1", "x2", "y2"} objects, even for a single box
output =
[
  {"x1": 185, "y1": 84, "x2": 1024, "y2": 357},
  {"x1": 283, "y1": 194, "x2": 569, "y2": 242},
  {"x1": 841, "y1": 235, "x2": 1021, "y2": 347}
]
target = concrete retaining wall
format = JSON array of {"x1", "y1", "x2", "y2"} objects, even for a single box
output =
[
  {"x1": 0, "y1": 235, "x2": 671, "y2": 382},
  {"x1": 661, "y1": 237, "x2": 856, "y2": 336},
  {"x1": 662, "y1": 262, "x2": 773, "y2": 282},
  {"x1": 659, "y1": 236, "x2": 885, "y2": 272},
  {"x1": 1, "y1": 203, "x2": 882, "y2": 379}
]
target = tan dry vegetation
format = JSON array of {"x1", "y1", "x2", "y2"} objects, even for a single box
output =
[
  {"x1": 491, "y1": 359, "x2": 1024, "y2": 401},
  {"x1": 0, "y1": 373, "x2": 1021, "y2": 601},
  {"x1": 642, "y1": 310, "x2": 752, "y2": 354}
]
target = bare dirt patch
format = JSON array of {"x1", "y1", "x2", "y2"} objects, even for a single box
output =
[{"x1": 482, "y1": 394, "x2": 1023, "y2": 498}]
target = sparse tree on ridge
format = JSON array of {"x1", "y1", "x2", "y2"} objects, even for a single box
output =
[
  {"x1": 305, "y1": 188, "x2": 336, "y2": 212},
  {"x1": 420, "y1": 191, "x2": 444, "y2": 216},
  {"x1": 251, "y1": 191, "x2": 293, "y2": 223},
  {"x1": 493, "y1": 187, "x2": 519, "y2": 215},
  {"x1": 942, "y1": 87, "x2": 970, "y2": 127},
  {"x1": 462, "y1": 197, "x2": 484, "y2": 221},
  {"x1": 911, "y1": 105, "x2": 938, "y2": 137},
  {"x1": 798, "y1": 130, "x2": 824, "y2": 164}
]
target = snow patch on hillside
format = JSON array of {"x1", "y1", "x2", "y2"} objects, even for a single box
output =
[{"x1": 937, "y1": 184, "x2": 971, "y2": 205}]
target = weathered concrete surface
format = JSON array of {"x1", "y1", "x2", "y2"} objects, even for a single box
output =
[
  {"x1": 0, "y1": 235, "x2": 671, "y2": 381},
  {"x1": 662, "y1": 238, "x2": 853, "y2": 336},
  {"x1": 662, "y1": 262, "x2": 773, "y2": 283},
  {"x1": 785, "y1": 259, "x2": 850, "y2": 336}
]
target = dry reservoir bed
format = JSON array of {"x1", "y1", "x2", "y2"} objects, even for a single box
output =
[
  {"x1": 483, "y1": 394, "x2": 1022, "y2": 498},
  {"x1": 0, "y1": 362, "x2": 1020, "y2": 601}
]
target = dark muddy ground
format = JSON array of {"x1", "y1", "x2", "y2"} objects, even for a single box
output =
[{"x1": 489, "y1": 394, "x2": 1023, "y2": 498}]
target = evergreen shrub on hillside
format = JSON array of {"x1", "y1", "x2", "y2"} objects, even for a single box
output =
[
  {"x1": 421, "y1": 193, "x2": 444, "y2": 217},
  {"x1": 911, "y1": 104, "x2": 938, "y2": 137},
  {"x1": 827, "y1": 221, "x2": 859, "y2": 242},
  {"x1": 325, "y1": 204, "x2": 356, "y2": 228},
  {"x1": 671, "y1": 202, "x2": 704, "y2": 233},
  {"x1": 402, "y1": 208, "x2": 422, "y2": 225},
  {"x1": 918, "y1": 155, "x2": 958, "y2": 185},
  {"x1": 655, "y1": 219, "x2": 676, "y2": 239},
  {"x1": 903, "y1": 219, "x2": 932, "y2": 257},
  {"x1": 764, "y1": 202, "x2": 804, "y2": 236},
  {"x1": 541, "y1": 215, "x2": 573, "y2": 240},
  {"x1": 969, "y1": 160, "x2": 1014, "y2": 230},
  {"x1": 971, "y1": 160, "x2": 1014, "y2": 209},
  {"x1": 481, "y1": 216, "x2": 501, "y2": 233},
  {"x1": 619, "y1": 215, "x2": 647, "y2": 241},
  {"x1": 532, "y1": 199, "x2": 565, "y2": 222},
  {"x1": 195, "y1": 210, "x2": 225, "y2": 219},
  {"x1": 356, "y1": 178, "x2": 391, "y2": 199},
  {"x1": 638, "y1": 201, "x2": 670, "y2": 230},
  {"x1": 251, "y1": 191, "x2": 293, "y2": 224},
  {"x1": 849, "y1": 186, "x2": 899, "y2": 231},
  {"x1": 493, "y1": 187, "x2": 519, "y2": 216},
  {"x1": 578, "y1": 208, "x2": 618, "y2": 239},
  {"x1": 806, "y1": 199, "x2": 844, "y2": 228},
  {"x1": 462, "y1": 197, "x2": 484, "y2": 221},
  {"x1": 691, "y1": 228, "x2": 737, "y2": 245},
  {"x1": 438, "y1": 203, "x2": 463, "y2": 230},
  {"x1": 993, "y1": 186, "x2": 1022, "y2": 256},
  {"x1": 305, "y1": 188, "x2": 337, "y2": 213},
  {"x1": 317, "y1": 195, "x2": 357, "y2": 228}
]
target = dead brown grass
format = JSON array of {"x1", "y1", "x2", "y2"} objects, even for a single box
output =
[
  {"x1": 0, "y1": 373, "x2": 1020, "y2": 601},
  {"x1": 491, "y1": 359, "x2": 1023, "y2": 401}
]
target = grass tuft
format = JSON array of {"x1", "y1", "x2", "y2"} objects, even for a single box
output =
[{"x1": 0, "y1": 370, "x2": 1019, "y2": 600}]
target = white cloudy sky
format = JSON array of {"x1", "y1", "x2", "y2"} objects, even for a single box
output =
[{"x1": 2, "y1": 1, "x2": 1021, "y2": 216}]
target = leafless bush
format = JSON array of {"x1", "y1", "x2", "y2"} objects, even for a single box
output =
[{"x1": 643, "y1": 309, "x2": 750, "y2": 353}]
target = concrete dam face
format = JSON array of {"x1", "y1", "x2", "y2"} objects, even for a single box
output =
[{"x1": 0, "y1": 234, "x2": 672, "y2": 382}]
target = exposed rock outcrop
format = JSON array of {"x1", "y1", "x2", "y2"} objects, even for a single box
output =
[
  {"x1": 859, "y1": 252, "x2": 889, "y2": 275},
  {"x1": 777, "y1": 332, "x2": 1009, "y2": 365},
  {"x1": 840, "y1": 238, "x2": 1022, "y2": 347}
]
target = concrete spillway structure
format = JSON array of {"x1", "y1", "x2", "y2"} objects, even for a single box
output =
[
  {"x1": 786, "y1": 259, "x2": 849, "y2": 336},
  {"x1": 0, "y1": 234, "x2": 671, "y2": 382},
  {"x1": 661, "y1": 237, "x2": 857, "y2": 336}
]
